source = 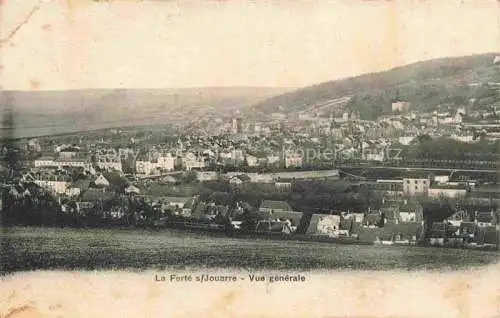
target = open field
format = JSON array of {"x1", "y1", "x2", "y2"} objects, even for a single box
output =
[{"x1": 1, "y1": 227, "x2": 499, "y2": 274}]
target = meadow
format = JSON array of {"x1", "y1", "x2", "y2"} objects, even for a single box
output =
[{"x1": 1, "y1": 227, "x2": 498, "y2": 274}]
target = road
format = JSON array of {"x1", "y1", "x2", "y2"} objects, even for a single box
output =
[{"x1": 335, "y1": 165, "x2": 499, "y2": 173}]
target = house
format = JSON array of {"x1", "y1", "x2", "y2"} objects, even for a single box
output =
[
  {"x1": 306, "y1": 214, "x2": 344, "y2": 237},
  {"x1": 344, "y1": 212, "x2": 364, "y2": 224},
  {"x1": 479, "y1": 226, "x2": 498, "y2": 245},
  {"x1": 259, "y1": 200, "x2": 293, "y2": 213},
  {"x1": 182, "y1": 153, "x2": 205, "y2": 171},
  {"x1": 95, "y1": 153, "x2": 122, "y2": 172},
  {"x1": 8, "y1": 185, "x2": 23, "y2": 199},
  {"x1": 57, "y1": 146, "x2": 80, "y2": 159},
  {"x1": 77, "y1": 188, "x2": 114, "y2": 212},
  {"x1": 378, "y1": 205, "x2": 399, "y2": 225},
  {"x1": 229, "y1": 176, "x2": 244, "y2": 185},
  {"x1": 66, "y1": 179, "x2": 90, "y2": 197},
  {"x1": 100, "y1": 172, "x2": 129, "y2": 193},
  {"x1": 459, "y1": 222, "x2": 476, "y2": 239},
  {"x1": 429, "y1": 222, "x2": 446, "y2": 246},
  {"x1": 447, "y1": 209, "x2": 470, "y2": 227},
  {"x1": 196, "y1": 171, "x2": 219, "y2": 182},
  {"x1": 392, "y1": 101, "x2": 411, "y2": 113},
  {"x1": 339, "y1": 215, "x2": 354, "y2": 233},
  {"x1": 267, "y1": 155, "x2": 281, "y2": 166},
  {"x1": 161, "y1": 176, "x2": 177, "y2": 183},
  {"x1": 245, "y1": 155, "x2": 259, "y2": 167},
  {"x1": 135, "y1": 151, "x2": 176, "y2": 176},
  {"x1": 93, "y1": 174, "x2": 111, "y2": 188},
  {"x1": 157, "y1": 153, "x2": 175, "y2": 172},
  {"x1": 34, "y1": 156, "x2": 56, "y2": 168},
  {"x1": 165, "y1": 196, "x2": 196, "y2": 210},
  {"x1": 190, "y1": 201, "x2": 209, "y2": 219},
  {"x1": 255, "y1": 220, "x2": 293, "y2": 234},
  {"x1": 364, "y1": 212, "x2": 383, "y2": 228},
  {"x1": 397, "y1": 200, "x2": 423, "y2": 223},
  {"x1": 284, "y1": 152, "x2": 303, "y2": 168},
  {"x1": 475, "y1": 210, "x2": 496, "y2": 227},
  {"x1": 32, "y1": 172, "x2": 72, "y2": 194},
  {"x1": 275, "y1": 182, "x2": 292, "y2": 191},
  {"x1": 125, "y1": 184, "x2": 140, "y2": 195},
  {"x1": 256, "y1": 210, "x2": 303, "y2": 229}
]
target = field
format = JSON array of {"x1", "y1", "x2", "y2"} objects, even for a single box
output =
[{"x1": 1, "y1": 227, "x2": 499, "y2": 274}]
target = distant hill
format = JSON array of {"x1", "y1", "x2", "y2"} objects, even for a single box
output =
[
  {"x1": 251, "y1": 53, "x2": 500, "y2": 120},
  {"x1": 0, "y1": 87, "x2": 292, "y2": 138}
]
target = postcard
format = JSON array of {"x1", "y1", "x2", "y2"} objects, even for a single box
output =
[{"x1": 1, "y1": 1, "x2": 500, "y2": 317}]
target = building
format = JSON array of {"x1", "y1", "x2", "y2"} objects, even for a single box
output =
[
  {"x1": 275, "y1": 182, "x2": 292, "y2": 191},
  {"x1": 136, "y1": 159, "x2": 156, "y2": 176},
  {"x1": 57, "y1": 147, "x2": 80, "y2": 160},
  {"x1": 245, "y1": 155, "x2": 259, "y2": 167},
  {"x1": 447, "y1": 210, "x2": 470, "y2": 227},
  {"x1": 428, "y1": 183, "x2": 468, "y2": 198},
  {"x1": 125, "y1": 184, "x2": 140, "y2": 194},
  {"x1": 66, "y1": 179, "x2": 90, "y2": 197},
  {"x1": 93, "y1": 174, "x2": 111, "y2": 188},
  {"x1": 96, "y1": 154, "x2": 122, "y2": 172},
  {"x1": 182, "y1": 153, "x2": 205, "y2": 171},
  {"x1": 232, "y1": 117, "x2": 243, "y2": 134},
  {"x1": 397, "y1": 200, "x2": 423, "y2": 223},
  {"x1": 30, "y1": 172, "x2": 72, "y2": 194},
  {"x1": 136, "y1": 152, "x2": 175, "y2": 176},
  {"x1": 196, "y1": 171, "x2": 219, "y2": 182},
  {"x1": 229, "y1": 176, "x2": 244, "y2": 185},
  {"x1": 267, "y1": 155, "x2": 281, "y2": 166},
  {"x1": 403, "y1": 176, "x2": 429, "y2": 196},
  {"x1": 259, "y1": 200, "x2": 293, "y2": 213},
  {"x1": 306, "y1": 214, "x2": 343, "y2": 237},
  {"x1": 34, "y1": 156, "x2": 56, "y2": 168},
  {"x1": 284, "y1": 152, "x2": 303, "y2": 168},
  {"x1": 34, "y1": 155, "x2": 91, "y2": 170},
  {"x1": 157, "y1": 153, "x2": 175, "y2": 172},
  {"x1": 475, "y1": 210, "x2": 497, "y2": 227},
  {"x1": 359, "y1": 181, "x2": 404, "y2": 196},
  {"x1": 391, "y1": 101, "x2": 411, "y2": 113}
]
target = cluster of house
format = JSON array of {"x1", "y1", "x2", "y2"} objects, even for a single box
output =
[
  {"x1": 242, "y1": 198, "x2": 427, "y2": 243},
  {"x1": 429, "y1": 208, "x2": 500, "y2": 247},
  {"x1": 353, "y1": 171, "x2": 500, "y2": 203}
]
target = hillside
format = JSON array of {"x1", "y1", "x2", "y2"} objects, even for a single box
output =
[
  {"x1": 251, "y1": 53, "x2": 500, "y2": 120},
  {"x1": 0, "y1": 87, "x2": 292, "y2": 138}
]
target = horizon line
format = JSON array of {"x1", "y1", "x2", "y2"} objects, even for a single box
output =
[
  {"x1": 0, "y1": 85, "x2": 300, "y2": 93},
  {"x1": 2, "y1": 52, "x2": 498, "y2": 93}
]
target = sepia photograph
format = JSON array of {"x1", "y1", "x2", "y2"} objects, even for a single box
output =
[{"x1": 1, "y1": 0, "x2": 500, "y2": 317}]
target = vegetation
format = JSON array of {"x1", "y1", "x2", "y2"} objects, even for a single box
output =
[
  {"x1": 402, "y1": 137, "x2": 500, "y2": 162},
  {"x1": 2, "y1": 227, "x2": 499, "y2": 273},
  {"x1": 252, "y1": 53, "x2": 500, "y2": 117}
]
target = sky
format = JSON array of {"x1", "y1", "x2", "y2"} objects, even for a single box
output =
[{"x1": 1, "y1": 0, "x2": 499, "y2": 91}]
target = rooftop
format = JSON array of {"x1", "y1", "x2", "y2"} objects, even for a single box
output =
[{"x1": 259, "y1": 200, "x2": 293, "y2": 212}]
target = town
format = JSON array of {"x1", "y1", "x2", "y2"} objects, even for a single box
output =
[{"x1": 2, "y1": 57, "x2": 500, "y2": 251}]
